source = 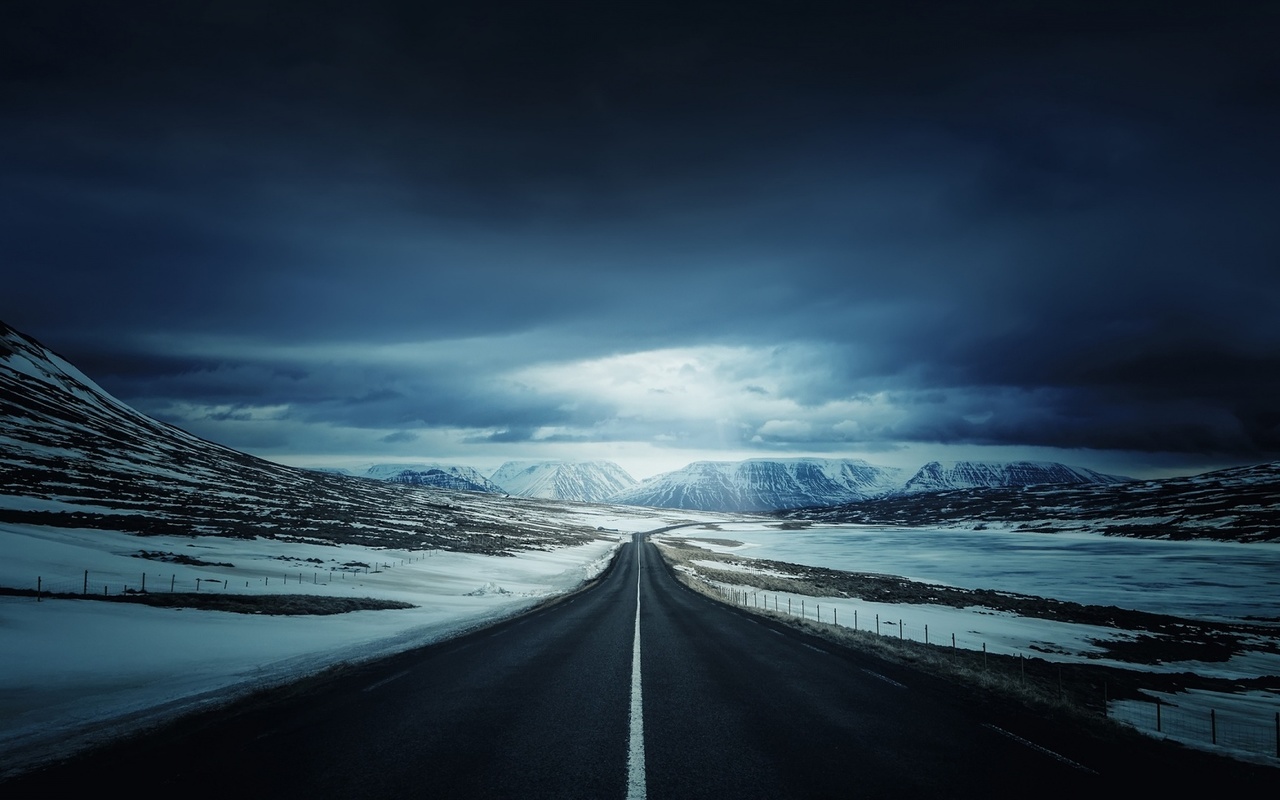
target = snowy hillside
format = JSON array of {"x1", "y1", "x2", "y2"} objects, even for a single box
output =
[
  {"x1": 490, "y1": 460, "x2": 637, "y2": 503},
  {"x1": 0, "y1": 319, "x2": 595, "y2": 553},
  {"x1": 897, "y1": 460, "x2": 1129, "y2": 494},
  {"x1": 607, "y1": 458, "x2": 904, "y2": 512}
]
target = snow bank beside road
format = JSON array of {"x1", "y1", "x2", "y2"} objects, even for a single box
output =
[{"x1": 0, "y1": 525, "x2": 624, "y2": 778}]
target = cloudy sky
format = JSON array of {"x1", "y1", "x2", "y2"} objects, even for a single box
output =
[{"x1": 3, "y1": 1, "x2": 1277, "y2": 480}]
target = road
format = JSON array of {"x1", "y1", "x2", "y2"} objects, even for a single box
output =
[{"x1": 3, "y1": 532, "x2": 1273, "y2": 797}]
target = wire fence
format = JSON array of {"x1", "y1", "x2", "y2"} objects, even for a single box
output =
[
  {"x1": 14, "y1": 557, "x2": 427, "y2": 600},
  {"x1": 1109, "y1": 696, "x2": 1280, "y2": 759}
]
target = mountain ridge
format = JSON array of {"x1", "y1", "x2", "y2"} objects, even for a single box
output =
[
  {"x1": 896, "y1": 460, "x2": 1131, "y2": 495},
  {"x1": 356, "y1": 463, "x2": 504, "y2": 493},
  {"x1": 490, "y1": 460, "x2": 636, "y2": 503},
  {"x1": 778, "y1": 461, "x2": 1280, "y2": 542},
  {"x1": 606, "y1": 458, "x2": 905, "y2": 512}
]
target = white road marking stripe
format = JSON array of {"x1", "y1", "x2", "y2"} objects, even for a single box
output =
[
  {"x1": 627, "y1": 545, "x2": 647, "y2": 800},
  {"x1": 801, "y1": 642, "x2": 829, "y2": 655},
  {"x1": 983, "y1": 724, "x2": 1098, "y2": 774},
  {"x1": 362, "y1": 669, "x2": 411, "y2": 693},
  {"x1": 860, "y1": 668, "x2": 907, "y2": 689}
]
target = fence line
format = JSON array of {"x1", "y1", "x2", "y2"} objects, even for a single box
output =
[{"x1": 18, "y1": 559, "x2": 425, "y2": 601}]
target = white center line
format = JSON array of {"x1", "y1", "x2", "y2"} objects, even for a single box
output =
[
  {"x1": 860, "y1": 668, "x2": 907, "y2": 690},
  {"x1": 626, "y1": 542, "x2": 646, "y2": 800},
  {"x1": 983, "y1": 724, "x2": 1098, "y2": 774}
]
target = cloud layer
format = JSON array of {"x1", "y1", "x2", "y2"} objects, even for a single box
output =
[{"x1": 3, "y1": 1, "x2": 1277, "y2": 476}]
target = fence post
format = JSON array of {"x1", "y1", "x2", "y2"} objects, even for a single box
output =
[
  {"x1": 833, "y1": 608, "x2": 837, "y2": 626},
  {"x1": 925, "y1": 624, "x2": 928, "y2": 645},
  {"x1": 788, "y1": 598, "x2": 791, "y2": 614},
  {"x1": 876, "y1": 613, "x2": 880, "y2": 635},
  {"x1": 1156, "y1": 697, "x2": 1162, "y2": 732},
  {"x1": 982, "y1": 642, "x2": 987, "y2": 670},
  {"x1": 854, "y1": 609, "x2": 857, "y2": 630},
  {"x1": 36, "y1": 576, "x2": 41, "y2": 602},
  {"x1": 141, "y1": 573, "x2": 146, "y2": 592},
  {"x1": 171, "y1": 574, "x2": 175, "y2": 592},
  {"x1": 1020, "y1": 653, "x2": 1024, "y2": 683},
  {"x1": 899, "y1": 620, "x2": 903, "y2": 641},
  {"x1": 84, "y1": 570, "x2": 88, "y2": 595},
  {"x1": 1210, "y1": 709, "x2": 1216, "y2": 745},
  {"x1": 952, "y1": 633, "x2": 955, "y2": 649}
]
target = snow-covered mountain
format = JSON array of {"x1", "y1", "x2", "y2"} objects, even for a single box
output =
[
  {"x1": 0, "y1": 320, "x2": 599, "y2": 553},
  {"x1": 606, "y1": 458, "x2": 904, "y2": 512},
  {"x1": 359, "y1": 463, "x2": 504, "y2": 493},
  {"x1": 783, "y1": 461, "x2": 1280, "y2": 543},
  {"x1": 490, "y1": 460, "x2": 637, "y2": 503},
  {"x1": 896, "y1": 461, "x2": 1129, "y2": 494}
]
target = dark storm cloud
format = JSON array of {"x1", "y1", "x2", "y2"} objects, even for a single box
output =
[{"x1": 3, "y1": 1, "x2": 1278, "y2": 465}]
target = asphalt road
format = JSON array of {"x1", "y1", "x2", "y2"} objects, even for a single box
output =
[{"x1": 3, "y1": 532, "x2": 1274, "y2": 797}]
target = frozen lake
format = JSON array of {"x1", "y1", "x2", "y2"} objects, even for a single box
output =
[{"x1": 681, "y1": 524, "x2": 1280, "y2": 623}]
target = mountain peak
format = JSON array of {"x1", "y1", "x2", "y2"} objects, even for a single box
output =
[{"x1": 490, "y1": 460, "x2": 637, "y2": 503}]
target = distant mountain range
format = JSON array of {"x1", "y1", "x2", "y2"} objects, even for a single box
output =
[
  {"x1": 323, "y1": 464, "x2": 505, "y2": 494},
  {"x1": 606, "y1": 458, "x2": 907, "y2": 512},
  {"x1": 323, "y1": 455, "x2": 1141, "y2": 513},
  {"x1": 327, "y1": 457, "x2": 1132, "y2": 510},
  {"x1": 320, "y1": 460, "x2": 637, "y2": 502},
  {"x1": 780, "y1": 461, "x2": 1280, "y2": 543},
  {"x1": 597, "y1": 458, "x2": 1132, "y2": 513},
  {"x1": 490, "y1": 460, "x2": 637, "y2": 503}
]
